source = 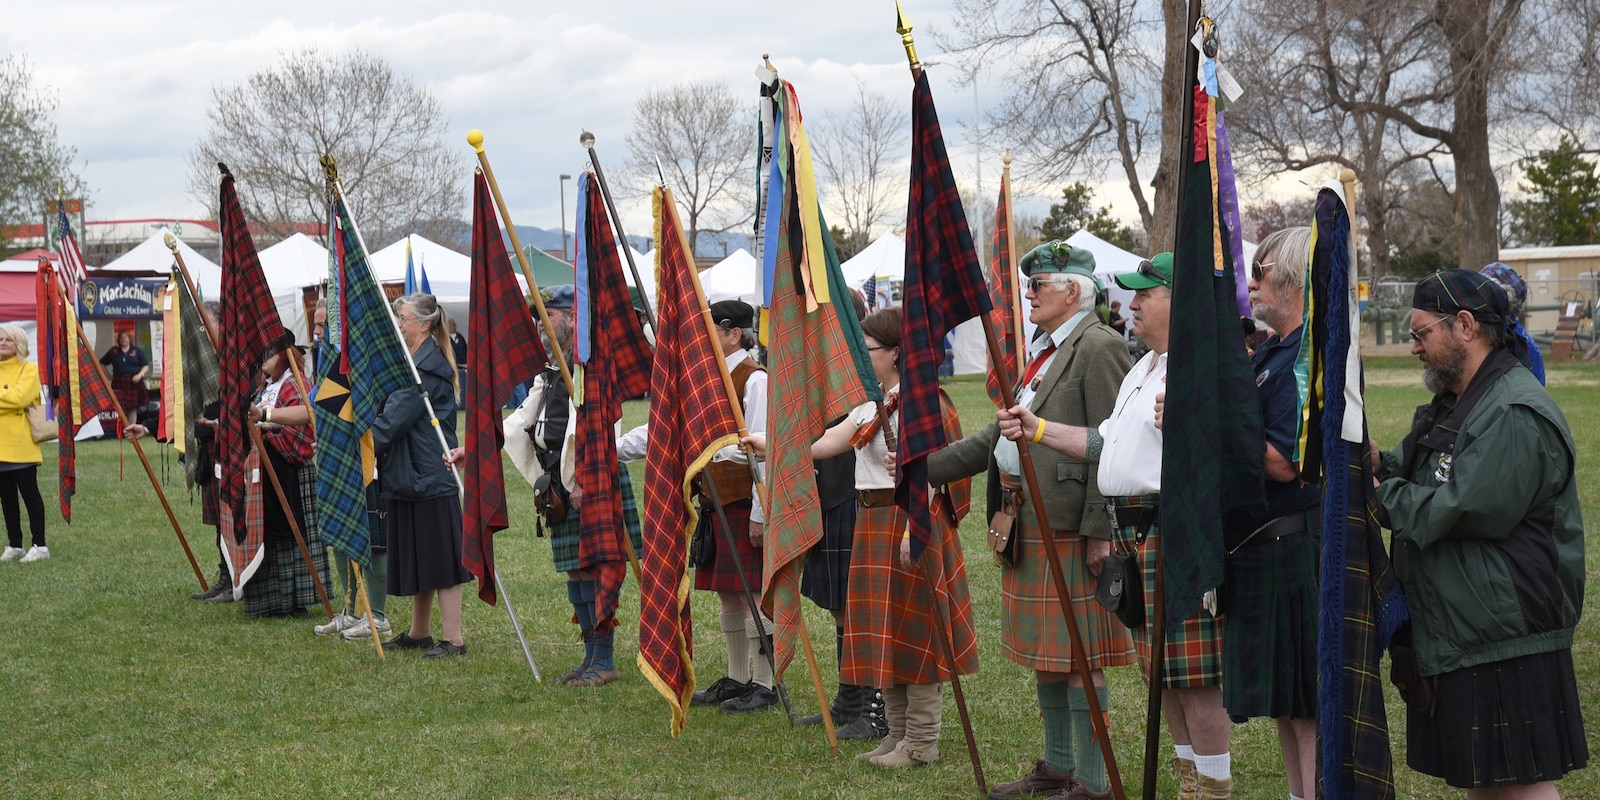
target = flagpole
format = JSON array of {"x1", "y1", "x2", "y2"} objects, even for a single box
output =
[
  {"x1": 1003, "y1": 150, "x2": 1025, "y2": 360},
  {"x1": 166, "y1": 238, "x2": 335, "y2": 620},
  {"x1": 321, "y1": 155, "x2": 542, "y2": 676},
  {"x1": 875, "y1": 402, "x2": 986, "y2": 793},
  {"x1": 897, "y1": 6, "x2": 1127, "y2": 798},
  {"x1": 666, "y1": 185, "x2": 815, "y2": 736},
  {"x1": 64, "y1": 296, "x2": 209, "y2": 591},
  {"x1": 580, "y1": 131, "x2": 657, "y2": 335},
  {"x1": 462, "y1": 135, "x2": 576, "y2": 399}
]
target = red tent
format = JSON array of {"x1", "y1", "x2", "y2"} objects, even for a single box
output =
[{"x1": 0, "y1": 251, "x2": 58, "y2": 322}]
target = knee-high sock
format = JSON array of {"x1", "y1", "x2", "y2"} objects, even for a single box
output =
[
  {"x1": 721, "y1": 611, "x2": 751, "y2": 683},
  {"x1": 1070, "y1": 685, "x2": 1111, "y2": 791},
  {"x1": 569, "y1": 580, "x2": 596, "y2": 668},
  {"x1": 1037, "y1": 681, "x2": 1077, "y2": 776},
  {"x1": 747, "y1": 613, "x2": 775, "y2": 688},
  {"x1": 576, "y1": 580, "x2": 611, "y2": 670},
  {"x1": 365, "y1": 551, "x2": 388, "y2": 620}
]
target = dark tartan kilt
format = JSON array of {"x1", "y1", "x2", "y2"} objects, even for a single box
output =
[
  {"x1": 243, "y1": 464, "x2": 328, "y2": 617},
  {"x1": 200, "y1": 480, "x2": 220, "y2": 527},
  {"x1": 1001, "y1": 500, "x2": 1135, "y2": 673},
  {"x1": 841, "y1": 503, "x2": 978, "y2": 688},
  {"x1": 549, "y1": 466, "x2": 642, "y2": 575},
  {"x1": 1221, "y1": 527, "x2": 1318, "y2": 721},
  {"x1": 110, "y1": 374, "x2": 147, "y2": 417},
  {"x1": 1407, "y1": 648, "x2": 1589, "y2": 788},
  {"x1": 800, "y1": 497, "x2": 856, "y2": 611},
  {"x1": 1132, "y1": 524, "x2": 1223, "y2": 690},
  {"x1": 692, "y1": 499, "x2": 760, "y2": 593}
]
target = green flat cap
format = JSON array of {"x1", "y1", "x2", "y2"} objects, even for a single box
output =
[
  {"x1": 1115, "y1": 252, "x2": 1173, "y2": 290},
  {"x1": 1020, "y1": 240, "x2": 1097, "y2": 281}
]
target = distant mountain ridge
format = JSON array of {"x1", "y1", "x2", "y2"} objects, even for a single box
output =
[{"x1": 506, "y1": 224, "x2": 753, "y2": 260}]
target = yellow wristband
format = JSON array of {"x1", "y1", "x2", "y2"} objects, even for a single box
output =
[
  {"x1": 265, "y1": 407, "x2": 272, "y2": 423},
  {"x1": 1031, "y1": 418, "x2": 1047, "y2": 444},
  {"x1": 902, "y1": 531, "x2": 911, "y2": 540}
]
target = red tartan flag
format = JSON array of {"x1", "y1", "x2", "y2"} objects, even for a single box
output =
[
  {"x1": 463, "y1": 171, "x2": 548, "y2": 605},
  {"x1": 215, "y1": 166, "x2": 294, "y2": 546},
  {"x1": 639, "y1": 186, "x2": 742, "y2": 736},
  {"x1": 573, "y1": 172, "x2": 654, "y2": 635},
  {"x1": 984, "y1": 169, "x2": 1020, "y2": 408},
  {"x1": 898, "y1": 71, "x2": 994, "y2": 560}
]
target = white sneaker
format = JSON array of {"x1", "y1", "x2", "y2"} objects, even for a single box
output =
[
  {"x1": 313, "y1": 612, "x2": 357, "y2": 636},
  {"x1": 18, "y1": 546, "x2": 49, "y2": 563},
  {"x1": 341, "y1": 616, "x2": 393, "y2": 640},
  {"x1": 0, "y1": 547, "x2": 23, "y2": 562}
]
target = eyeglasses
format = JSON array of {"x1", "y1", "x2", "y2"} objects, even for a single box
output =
[
  {"x1": 1408, "y1": 315, "x2": 1451, "y2": 343},
  {"x1": 1137, "y1": 259, "x2": 1170, "y2": 287},
  {"x1": 396, "y1": 314, "x2": 420, "y2": 325},
  {"x1": 1251, "y1": 260, "x2": 1275, "y2": 283},
  {"x1": 865, "y1": 346, "x2": 890, "y2": 352}
]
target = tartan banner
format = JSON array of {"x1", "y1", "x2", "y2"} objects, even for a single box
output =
[
  {"x1": 463, "y1": 171, "x2": 548, "y2": 605},
  {"x1": 217, "y1": 167, "x2": 294, "y2": 548},
  {"x1": 574, "y1": 172, "x2": 654, "y2": 634},
  {"x1": 175, "y1": 271, "x2": 220, "y2": 488},
  {"x1": 760, "y1": 78, "x2": 875, "y2": 677},
  {"x1": 1158, "y1": 84, "x2": 1264, "y2": 629},
  {"x1": 985, "y1": 169, "x2": 1019, "y2": 408},
  {"x1": 1307, "y1": 186, "x2": 1409, "y2": 800},
  {"x1": 313, "y1": 195, "x2": 415, "y2": 569},
  {"x1": 897, "y1": 70, "x2": 994, "y2": 561},
  {"x1": 639, "y1": 186, "x2": 742, "y2": 736},
  {"x1": 36, "y1": 260, "x2": 76, "y2": 522}
]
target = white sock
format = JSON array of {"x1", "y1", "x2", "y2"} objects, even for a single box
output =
[
  {"x1": 747, "y1": 614, "x2": 774, "y2": 688},
  {"x1": 1290, "y1": 794, "x2": 1306, "y2": 800},
  {"x1": 1193, "y1": 752, "x2": 1231, "y2": 780},
  {"x1": 1174, "y1": 744, "x2": 1195, "y2": 762}
]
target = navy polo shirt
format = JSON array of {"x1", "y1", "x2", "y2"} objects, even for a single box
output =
[{"x1": 1251, "y1": 327, "x2": 1320, "y2": 519}]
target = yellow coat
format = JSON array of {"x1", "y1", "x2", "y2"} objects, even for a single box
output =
[{"x1": 0, "y1": 356, "x2": 43, "y2": 464}]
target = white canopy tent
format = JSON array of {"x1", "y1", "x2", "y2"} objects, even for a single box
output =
[
  {"x1": 98, "y1": 229, "x2": 223, "y2": 297},
  {"x1": 367, "y1": 233, "x2": 504, "y2": 332},
  {"x1": 259, "y1": 233, "x2": 330, "y2": 345},
  {"x1": 699, "y1": 248, "x2": 759, "y2": 305}
]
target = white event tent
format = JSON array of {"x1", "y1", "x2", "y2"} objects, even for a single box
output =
[
  {"x1": 258, "y1": 232, "x2": 330, "y2": 344},
  {"x1": 98, "y1": 229, "x2": 223, "y2": 297},
  {"x1": 699, "y1": 248, "x2": 759, "y2": 305}
]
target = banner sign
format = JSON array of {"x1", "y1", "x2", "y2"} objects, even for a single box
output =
[{"x1": 78, "y1": 278, "x2": 167, "y2": 319}]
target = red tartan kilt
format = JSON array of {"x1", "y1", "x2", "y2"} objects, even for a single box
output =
[
  {"x1": 1134, "y1": 529, "x2": 1222, "y2": 689},
  {"x1": 110, "y1": 374, "x2": 147, "y2": 414},
  {"x1": 692, "y1": 500, "x2": 762, "y2": 593},
  {"x1": 841, "y1": 503, "x2": 978, "y2": 688}
]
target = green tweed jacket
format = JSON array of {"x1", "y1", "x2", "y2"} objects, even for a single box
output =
[{"x1": 927, "y1": 315, "x2": 1131, "y2": 540}]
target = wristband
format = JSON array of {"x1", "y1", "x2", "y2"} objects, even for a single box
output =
[
  {"x1": 1031, "y1": 418, "x2": 1048, "y2": 444},
  {"x1": 265, "y1": 407, "x2": 272, "y2": 423}
]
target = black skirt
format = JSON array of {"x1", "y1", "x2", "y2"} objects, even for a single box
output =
[
  {"x1": 386, "y1": 495, "x2": 472, "y2": 596},
  {"x1": 1407, "y1": 648, "x2": 1589, "y2": 789},
  {"x1": 800, "y1": 497, "x2": 856, "y2": 611}
]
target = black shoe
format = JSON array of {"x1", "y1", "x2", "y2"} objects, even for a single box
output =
[
  {"x1": 720, "y1": 684, "x2": 780, "y2": 714},
  {"x1": 835, "y1": 688, "x2": 889, "y2": 740},
  {"x1": 382, "y1": 631, "x2": 435, "y2": 651},
  {"x1": 691, "y1": 676, "x2": 749, "y2": 707},
  {"x1": 798, "y1": 683, "x2": 862, "y2": 727},
  {"x1": 192, "y1": 581, "x2": 231, "y2": 601},
  {"x1": 203, "y1": 587, "x2": 236, "y2": 604},
  {"x1": 422, "y1": 641, "x2": 466, "y2": 658}
]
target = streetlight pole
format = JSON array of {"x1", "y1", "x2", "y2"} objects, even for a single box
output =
[{"x1": 558, "y1": 173, "x2": 572, "y2": 261}]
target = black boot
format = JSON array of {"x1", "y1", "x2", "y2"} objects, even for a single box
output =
[
  {"x1": 834, "y1": 687, "x2": 888, "y2": 740},
  {"x1": 799, "y1": 683, "x2": 862, "y2": 726}
]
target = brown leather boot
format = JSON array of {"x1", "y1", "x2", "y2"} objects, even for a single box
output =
[
  {"x1": 1194, "y1": 774, "x2": 1233, "y2": 800},
  {"x1": 870, "y1": 682, "x2": 941, "y2": 767},
  {"x1": 1172, "y1": 757, "x2": 1199, "y2": 800},
  {"x1": 987, "y1": 761, "x2": 1077, "y2": 799},
  {"x1": 857, "y1": 684, "x2": 906, "y2": 761}
]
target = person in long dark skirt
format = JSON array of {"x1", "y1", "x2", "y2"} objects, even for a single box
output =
[{"x1": 373, "y1": 293, "x2": 471, "y2": 659}]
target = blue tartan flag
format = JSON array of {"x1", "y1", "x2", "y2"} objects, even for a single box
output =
[{"x1": 314, "y1": 196, "x2": 415, "y2": 568}]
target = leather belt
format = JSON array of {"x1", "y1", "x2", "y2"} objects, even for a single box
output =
[
  {"x1": 1228, "y1": 510, "x2": 1316, "y2": 552},
  {"x1": 857, "y1": 488, "x2": 896, "y2": 507},
  {"x1": 1107, "y1": 503, "x2": 1159, "y2": 532}
]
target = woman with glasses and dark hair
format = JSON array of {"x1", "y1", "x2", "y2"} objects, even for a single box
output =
[{"x1": 373, "y1": 293, "x2": 471, "y2": 658}]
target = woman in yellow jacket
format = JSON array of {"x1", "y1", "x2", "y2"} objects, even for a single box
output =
[{"x1": 0, "y1": 325, "x2": 47, "y2": 563}]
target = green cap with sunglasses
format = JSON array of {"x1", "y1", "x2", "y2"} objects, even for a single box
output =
[
  {"x1": 1114, "y1": 252, "x2": 1173, "y2": 290},
  {"x1": 1020, "y1": 240, "x2": 1098, "y2": 283}
]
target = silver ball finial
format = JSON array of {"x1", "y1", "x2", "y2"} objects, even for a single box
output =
[{"x1": 579, "y1": 130, "x2": 596, "y2": 149}]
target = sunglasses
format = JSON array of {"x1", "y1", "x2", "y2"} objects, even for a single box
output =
[
  {"x1": 1025, "y1": 277, "x2": 1058, "y2": 292},
  {"x1": 1251, "y1": 260, "x2": 1275, "y2": 283},
  {"x1": 1136, "y1": 259, "x2": 1170, "y2": 287}
]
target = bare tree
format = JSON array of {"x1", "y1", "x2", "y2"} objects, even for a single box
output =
[
  {"x1": 188, "y1": 49, "x2": 464, "y2": 248},
  {"x1": 0, "y1": 56, "x2": 88, "y2": 249},
  {"x1": 811, "y1": 80, "x2": 909, "y2": 257},
  {"x1": 624, "y1": 80, "x2": 751, "y2": 256},
  {"x1": 941, "y1": 0, "x2": 1188, "y2": 251}
]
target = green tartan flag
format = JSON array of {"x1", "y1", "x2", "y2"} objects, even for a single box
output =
[
  {"x1": 313, "y1": 196, "x2": 415, "y2": 569},
  {"x1": 175, "y1": 272, "x2": 219, "y2": 489}
]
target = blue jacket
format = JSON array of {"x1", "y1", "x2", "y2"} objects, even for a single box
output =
[{"x1": 372, "y1": 337, "x2": 458, "y2": 501}]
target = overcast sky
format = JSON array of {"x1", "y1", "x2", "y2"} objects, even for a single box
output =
[{"x1": 5, "y1": 1, "x2": 1141, "y2": 242}]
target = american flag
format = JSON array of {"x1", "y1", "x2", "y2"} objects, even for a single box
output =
[
  {"x1": 862, "y1": 273, "x2": 878, "y2": 312},
  {"x1": 55, "y1": 206, "x2": 88, "y2": 302}
]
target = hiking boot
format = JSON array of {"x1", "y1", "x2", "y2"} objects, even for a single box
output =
[
  {"x1": 314, "y1": 612, "x2": 357, "y2": 636},
  {"x1": 382, "y1": 631, "x2": 434, "y2": 651},
  {"x1": 720, "y1": 684, "x2": 780, "y2": 714},
  {"x1": 19, "y1": 546, "x2": 49, "y2": 563},
  {"x1": 691, "y1": 676, "x2": 748, "y2": 707},
  {"x1": 340, "y1": 616, "x2": 392, "y2": 640},
  {"x1": 1193, "y1": 774, "x2": 1232, "y2": 800},
  {"x1": 1172, "y1": 757, "x2": 1199, "y2": 800},
  {"x1": 988, "y1": 761, "x2": 1078, "y2": 799}
]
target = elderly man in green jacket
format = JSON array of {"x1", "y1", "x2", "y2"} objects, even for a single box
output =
[{"x1": 1375, "y1": 269, "x2": 1587, "y2": 798}]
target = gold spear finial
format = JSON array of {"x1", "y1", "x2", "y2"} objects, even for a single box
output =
[
  {"x1": 163, "y1": 232, "x2": 177, "y2": 253},
  {"x1": 896, "y1": 1, "x2": 920, "y2": 70}
]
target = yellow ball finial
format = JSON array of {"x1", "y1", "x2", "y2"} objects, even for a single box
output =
[{"x1": 467, "y1": 129, "x2": 485, "y2": 152}]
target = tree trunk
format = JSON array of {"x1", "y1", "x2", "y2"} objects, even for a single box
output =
[
  {"x1": 1149, "y1": 0, "x2": 1191, "y2": 255},
  {"x1": 1362, "y1": 189, "x2": 1392, "y2": 281},
  {"x1": 1438, "y1": 0, "x2": 1514, "y2": 269}
]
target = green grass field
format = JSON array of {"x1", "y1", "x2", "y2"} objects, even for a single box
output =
[{"x1": 1, "y1": 356, "x2": 1595, "y2": 799}]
